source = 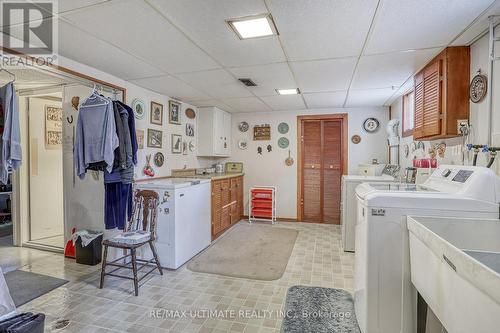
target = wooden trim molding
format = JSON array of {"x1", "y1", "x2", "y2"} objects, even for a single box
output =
[
  {"x1": 296, "y1": 114, "x2": 348, "y2": 222},
  {"x1": 0, "y1": 46, "x2": 127, "y2": 101}
]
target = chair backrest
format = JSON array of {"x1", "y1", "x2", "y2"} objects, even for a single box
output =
[{"x1": 126, "y1": 189, "x2": 159, "y2": 241}]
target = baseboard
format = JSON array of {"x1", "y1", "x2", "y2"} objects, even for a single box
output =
[
  {"x1": 23, "y1": 241, "x2": 64, "y2": 254},
  {"x1": 242, "y1": 215, "x2": 298, "y2": 222}
]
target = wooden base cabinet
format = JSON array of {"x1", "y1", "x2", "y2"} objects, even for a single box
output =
[{"x1": 211, "y1": 176, "x2": 244, "y2": 240}]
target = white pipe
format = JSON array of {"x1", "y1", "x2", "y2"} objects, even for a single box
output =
[{"x1": 487, "y1": 16, "x2": 500, "y2": 146}]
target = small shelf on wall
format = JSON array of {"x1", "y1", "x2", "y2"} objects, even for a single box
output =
[{"x1": 249, "y1": 186, "x2": 276, "y2": 224}]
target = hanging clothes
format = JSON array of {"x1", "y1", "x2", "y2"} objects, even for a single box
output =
[
  {"x1": 104, "y1": 100, "x2": 138, "y2": 230},
  {"x1": 74, "y1": 93, "x2": 118, "y2": 179},
  {"x1": 0, "y1": 82, "x2": 21, "y2": 185}
]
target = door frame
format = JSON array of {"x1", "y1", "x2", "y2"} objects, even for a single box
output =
[
  {"x1": 1, "y1": 47, "x2": 127, "y2": 247},
  {"x1": 296, "y1": 114, "x2": 348, "y2": 222}
]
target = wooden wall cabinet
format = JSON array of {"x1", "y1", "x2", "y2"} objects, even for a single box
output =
[
  {"x1": 197, "y1": 107, "x2": 232, "y2": 157},
  {"x1": 413, "y1": 46, "x2": 470, "y2": 140},
  {"x1": 211, "y1": 176, "x2": 243, "y2": 240}
]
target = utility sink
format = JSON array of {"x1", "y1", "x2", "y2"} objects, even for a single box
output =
[{"x1": 407, "y1": 216, "x2": 500, "y2": 333}]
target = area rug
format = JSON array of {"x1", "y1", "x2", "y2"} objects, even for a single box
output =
[
  {"x1": 187, "y1": 223, "x2": 298, "y2": 280},
  {"x1": 4, "y1": 270, "x2": 68, "y2": 306},
  {"x1": 281, "y1": 286, "x2": 360, "y2": 333}
]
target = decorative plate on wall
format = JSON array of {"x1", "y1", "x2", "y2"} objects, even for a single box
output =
[
  {"x1": 351, "y1": 135, "x2": 361, "y2": 144},
  {"x1": 278, "y1": 122, "x2": 289, "y2": 134},
  {"x1": 238, "y1": 121, "x2": 249, "y2": 132},
  {"x1": 131, "y1": 99, "x2": 146, "y2": 119},
  {"x1": 403, "y1": 144, "x2": 410, "y2": 158},
  {"x1": 238, "y1": 140, "x2": 248, "y2": 150},
  {"x1": 153, "y1": 152, "x2": 164, "y2": 167},
  {"x1": 363, "y1": 118, "x2": 380, "y2": 133},
  {"x1": 278, "y1": 137, "x2": 289, "y2": 149},
  {"x1": 185, "y1": 108, "x2": 196, "y2": 119},
  {"x1": 469, "y1": 72, "x2": 487, "y2": 103}
]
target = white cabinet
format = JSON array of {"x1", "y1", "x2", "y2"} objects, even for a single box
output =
[{"x1": 197, "y1": 107, "x2": 231, "y2": 157}]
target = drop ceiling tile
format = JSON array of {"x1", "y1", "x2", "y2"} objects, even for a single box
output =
[
  {"x1": 352, "y1": 48, "x2": 441, "y2": 89},
  {"x1": 365, "y1": 0, "x2": 495, "y2": 54},
  {"x1": 190, "y1": 99, "x2": 234, "y2": 113},
  {"x1": 221, "y1": 97, "x2": 271, "y2": 113},
  {"x1": 147, "y1": 0, "x2": 285, "y2": 67},
  {"x1": 291, "y1": 58, "x2": 357, "y2": 93},
  {"x1": 303, "y1": 91, "x2": 347, "y2": 108},
  {"x1": 452, "y1": 1, "x2": 500, "y2": 46},
  {"x1": 57, "y1": 0, "x2": 110, "y2": 13},
  {"x1": 129, "y1": 75, "x2": 210, "y2": 101},
  {"x1": 260, "y1": 95, "x2": 305, "y2": 111},
  {"x1": 267, "y1": 0, "x2": 379, "y2": 60},
  {"x1": 346, "y1": 88, "x2": 395, "y2": 107},
  {"x1": 57, "y1": 20, "x2": 163, "y2": 80},
  {"x1": 176, "y1": 69, "x2": 253, "y2": 99},
  {"x1": 61, "y1": 0, "x2": 220, "y2": 74},
  {"x1": 228, "y1": 63, "x2": 296, "y2": 97}
]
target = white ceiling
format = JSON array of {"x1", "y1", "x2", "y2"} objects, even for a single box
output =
[{"x1": 4, "y1": 0, "x2": 500, "y2": 112}]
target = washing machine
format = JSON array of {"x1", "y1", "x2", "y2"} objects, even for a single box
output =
[
  {"x1": 354, "y1": 165, "x2": 500, "y2": 333},
  {"x1": 341, "y1": 174, "x2": 395, "y2": 252}
]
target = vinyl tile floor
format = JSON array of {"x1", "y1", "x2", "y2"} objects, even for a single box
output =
[{"x1": 0, "y1": 222, "x2": 355, "y2": 333}]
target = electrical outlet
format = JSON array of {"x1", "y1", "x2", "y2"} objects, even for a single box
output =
[{"x1": 457, "y1": 119, "x2": 469, "y2": 134}]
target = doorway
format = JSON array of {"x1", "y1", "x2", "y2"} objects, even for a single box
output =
[
  {"x1": 297, "y1": 114, "x2": 348, "y2": 224},
  {"x1": 26, "y1": 95, "x2": 64, "y2": 249}
]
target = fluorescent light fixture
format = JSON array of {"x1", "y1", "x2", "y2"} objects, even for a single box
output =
[
  {"x1": 227, "y1": 14, "x2": 278, "y2": 40},
  {"x1": 276, "y1": 88, "x2": 300, "y2": 95}
]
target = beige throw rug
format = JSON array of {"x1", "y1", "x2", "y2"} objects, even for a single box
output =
[{"x1": 187, "y1": 223, "x2": 299, "y2": 281}]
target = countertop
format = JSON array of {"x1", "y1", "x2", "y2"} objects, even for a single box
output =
[{"x1": 174, "y1": 172, "x2": 244, "y2": 181}]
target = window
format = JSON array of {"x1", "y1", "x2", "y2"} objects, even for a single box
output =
[{"x1": 402, "y1": 91, "x2": 414, "y2": 137}]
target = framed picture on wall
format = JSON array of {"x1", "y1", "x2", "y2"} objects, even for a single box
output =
[
  {"x1": 171, "y1": 134, "x2": 182, "y2": 153},
  {"x1": 169, "y1": 100, "x2": 181, "y2": 125},
  {"x1": 147, "y1": 129, "x2": 163, "y2": 148},
  {"x1": 45, "y1": 105, "x2": 63, "y2": 149},
  {"x1": 150, "y1": 101, "x2": 163, "y2": 125},
  {"x1": 136, "y1": 129, "x2": 145, "y2": 149},
  {"x1": 186, "y1": 123, "x2": 194, "y2": 136}
]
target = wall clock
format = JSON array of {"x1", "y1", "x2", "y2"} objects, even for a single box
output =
[
  {"x1": 469, "y1": 72, "x2": 487, "y2": 103},
  {"x1": 278, "y1": 122, "x2": 289, "y2": 134},
  {"x1": 363, "y1": 118, "x2": 380, "y2": 133}
]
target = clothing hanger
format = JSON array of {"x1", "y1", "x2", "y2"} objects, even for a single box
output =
[
  {"x1": 80, "y1": 83, "x2": 109, "y2": 108},
  {"x1": 0, "y1": 68, "x2": 16, "y2": 84}
]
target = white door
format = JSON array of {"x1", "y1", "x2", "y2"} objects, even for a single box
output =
[
  {"x1": 62, "y1": 85, "x2": 122, "y2": 241},
  {"x1": 213, "y1": 108, "x2": 224, "y2": 155},
  {"x1": 223, "y1": 111, "x2": 231, "y2": 155},
  {"x1": 28, "y1": 97, "x2": 64, "y2": 244}
]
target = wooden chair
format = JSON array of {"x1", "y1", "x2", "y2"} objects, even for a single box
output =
[{"x1": 99, "y1": 189, "x2": 163, "y2": 296}]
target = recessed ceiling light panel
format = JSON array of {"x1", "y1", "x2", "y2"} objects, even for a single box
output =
[
  {"x1": 276, "y1": 88, "x2": 300, "y2": 95},
  {"x1": 227, "y1": 14, "x2": 278, "y2": 40}
]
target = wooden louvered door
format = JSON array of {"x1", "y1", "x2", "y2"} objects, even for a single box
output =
[
  {"x1": 301, "y1": 120, "x2": 322, "y2": 222},
  {"x1": 298, "y1": 115, "x2": 347, "y2": 224},
  {"x1": 211, "y1": 180, "x2": 222, "y2": 236},
  {"x1": 323, "y1": 121, "x2": 342, "y2": 224},
  {"x1": 422, "y1": 60, "x2": 441, "y2": 137},
  {"x1": 413, "y1": 71, "x2": 424, "y2": 138}
]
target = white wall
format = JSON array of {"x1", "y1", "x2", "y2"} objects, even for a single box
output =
[
  {"x1": 391, "y1": 31, "x2": 500, "y2": 176},
  {"x1": 228, "y1": 107, "x2": 389, "y2": 219}
]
